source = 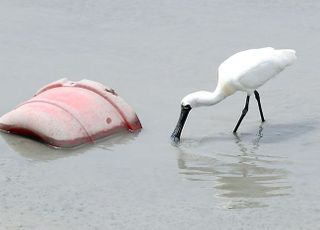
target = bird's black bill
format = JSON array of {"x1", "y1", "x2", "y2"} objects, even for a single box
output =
[{"x1": 171, "y1": 105, "x2": 192, "y2": 143}]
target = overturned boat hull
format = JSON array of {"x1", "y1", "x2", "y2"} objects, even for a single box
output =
[{"x1": 0, "y1": 79, "x2": 142, "y2": 148}]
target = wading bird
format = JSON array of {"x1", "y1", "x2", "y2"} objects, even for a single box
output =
[{"x1": 171, "y1": 47, "x2": 297, "y2": 142}]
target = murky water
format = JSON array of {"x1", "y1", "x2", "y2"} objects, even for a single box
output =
[{"x1": 1, "y1": 0, "x2": 320, "y2": 229}]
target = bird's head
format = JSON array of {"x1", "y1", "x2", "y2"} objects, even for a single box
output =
[
  {"x1": 181, "y1": 91, "x2": 204, "y2": 108},
  {"x1": 171, "y1": 90, "x2": 225, "y2": 143}
]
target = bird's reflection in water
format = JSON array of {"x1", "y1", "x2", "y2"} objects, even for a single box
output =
[{"x1": 177, "y1": 125, "x2": 291, "y2": 209}]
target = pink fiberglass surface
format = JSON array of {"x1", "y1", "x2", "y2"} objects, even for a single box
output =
[{"x1": 0, "y1": 79, "x2": 142, "y2": 148}]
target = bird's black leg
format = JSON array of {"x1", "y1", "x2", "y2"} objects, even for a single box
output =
[
  {"x1": 233, "y1": 95, "x2": 250, "y2": 133},
  {"x1": 254, "y1": 90, "x2": 265, "y2": 122}
]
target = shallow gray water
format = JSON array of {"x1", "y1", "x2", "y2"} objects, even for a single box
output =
[{"x1": 1, "y1": 0, "x2": 320, "y2": 229}]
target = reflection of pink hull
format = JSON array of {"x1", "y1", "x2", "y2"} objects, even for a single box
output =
[{"x1": 0, "y1": 79, "x2": 142, "y2": 148}]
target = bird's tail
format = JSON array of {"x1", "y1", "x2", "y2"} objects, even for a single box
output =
[{"x1": 279, "y1": 49, "x2": 297, "y2": 67}]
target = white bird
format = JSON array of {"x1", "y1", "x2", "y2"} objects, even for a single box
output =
[{"x1": 171, "y1": 47, "x2": 297, "y2": 142}]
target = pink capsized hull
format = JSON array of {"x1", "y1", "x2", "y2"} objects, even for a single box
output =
[{"x1": 0, "y1": 79, "x2": 142, "y2": 148}]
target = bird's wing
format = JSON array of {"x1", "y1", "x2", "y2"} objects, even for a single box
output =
[{"x1": 218, "y1": 48, "x2": 296, "y2": 90}]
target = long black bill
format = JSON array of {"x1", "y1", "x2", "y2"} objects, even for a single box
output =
[{"x1": 171, "y1": 105, "x2": 192, "y2": 143}]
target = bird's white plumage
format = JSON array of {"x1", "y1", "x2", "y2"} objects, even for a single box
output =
[
  {"x1": 217, "y1": 47, "x2": 296, "y2": 94},
  {"x1": 182, "y1": 47, "x2": 296, "y2": 108}
]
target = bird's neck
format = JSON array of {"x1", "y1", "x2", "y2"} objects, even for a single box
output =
[
  {"x1": 199, "y1": 88, "x2": 226, "y2": 106},
  {"x1": 182, "y1": 87, "x2": 226, "y2": 108}
]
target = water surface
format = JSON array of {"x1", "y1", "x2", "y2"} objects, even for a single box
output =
[{"x1": 1, "y1": 1, "x2": 320, "y2": 229}]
